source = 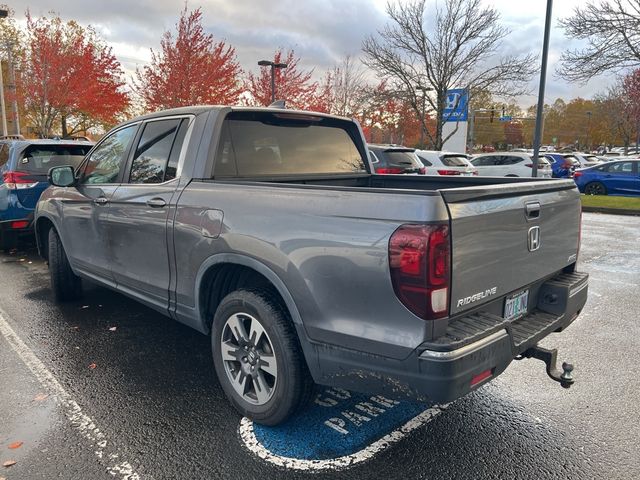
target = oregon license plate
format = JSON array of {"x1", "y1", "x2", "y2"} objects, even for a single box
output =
[{"x1": 504, "y1": 289, "x2": 529, "y2": 321}]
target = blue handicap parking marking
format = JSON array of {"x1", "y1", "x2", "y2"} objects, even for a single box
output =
[{"x1": 245, "y1": 387, "x2": 440, "y2": 464}]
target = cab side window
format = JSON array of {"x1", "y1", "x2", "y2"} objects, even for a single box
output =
[
  {"x1": 129, "y1": 119, "x2": 186, "y2": 184},
  {"x1": 81, "y1": 125, "x2": 137, "y2": 184}
]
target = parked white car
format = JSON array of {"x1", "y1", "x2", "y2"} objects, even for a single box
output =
[
  {"x1": 471, "y1": 152, "x2": 553, "y2": 178},
  {"x1": 415, "y1": 150, "x2": 478, "y2": 176},
  {"x1": 564, "y1": 152, "x2": 602, "y2": 168}
]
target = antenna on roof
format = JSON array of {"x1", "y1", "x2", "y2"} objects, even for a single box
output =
[{"x1": 269, "y1": 100, "x2": 286, "y2": 109}]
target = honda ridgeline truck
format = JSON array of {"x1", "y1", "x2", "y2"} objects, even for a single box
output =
[{"x1": 35, "y1": 106, "x2": 588, "y2": 425}]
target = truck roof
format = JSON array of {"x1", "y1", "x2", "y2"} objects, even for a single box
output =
[{"x1": 127, "y1": 105, "x2": 353, "y2": 124}]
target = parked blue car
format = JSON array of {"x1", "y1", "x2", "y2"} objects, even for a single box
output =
[
  {"x1": 574, "y1": 159, "x2": 640, "y2": 196},
  {"x1": 0, "y1": 138, "x2": 93, "y2": 249},
  {"x1": 544, "y1": 153, "x2": 580, "y2": 178}
]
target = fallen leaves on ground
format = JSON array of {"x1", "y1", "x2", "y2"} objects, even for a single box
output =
[
  {"x1": 2, "y1": 460, "x2": 16, "y2": 467},
  {"x1": 88, "y1": 363, "x2": 97, "y2": 370},
  {"x1": 8, "y1": 441, "x2": 23, "y2": 450}
]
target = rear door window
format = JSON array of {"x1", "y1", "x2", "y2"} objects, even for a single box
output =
[
  {"x1": 473, "y1": 156, "x2": 499, "y2": 166},
  {"x1": 129, "y1": 118, "x2": 184, "y2": 183},
  {"x1": 606, "y1": 162, "x2": 634, "y2": 174},
  {"x1": 18, "y1": 144, "x2": 92, "y2": 174}
]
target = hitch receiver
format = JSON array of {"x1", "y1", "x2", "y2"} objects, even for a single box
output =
[{"x1": 521, "y1": 345, "x2": 574, "y2": 389}]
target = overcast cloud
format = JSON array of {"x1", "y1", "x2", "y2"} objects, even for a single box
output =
[{"x1": 9, "y1": 0, "x2": 617, "y2": 107}]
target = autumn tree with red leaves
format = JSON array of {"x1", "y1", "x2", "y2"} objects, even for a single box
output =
[
  {"x1": 247, "y1": 49, "x2": 320, "y2": 109},
  {"x1": 135, "y1": 6, "x2": 243, "y2": 111},
  {"x1": 17, "y1": 13, "x2": 129, "y2": 138}
]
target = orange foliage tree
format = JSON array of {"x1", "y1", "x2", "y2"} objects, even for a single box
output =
[
  {"x1": 135, "y1": 6, "x2": 243, "y2": 111},
  {"x1": 17, "y1": 13, "x2": 129, "y2": 138}
]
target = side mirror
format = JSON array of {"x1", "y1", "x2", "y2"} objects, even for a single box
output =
[{"x1": 48, "y1": 165, "x2": 76, "y2": 187}]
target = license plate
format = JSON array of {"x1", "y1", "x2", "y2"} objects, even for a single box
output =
[{"x1": 504, "y1": 289, "x2": 529, "y2": 321}]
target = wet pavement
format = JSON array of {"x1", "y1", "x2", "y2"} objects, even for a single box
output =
[{"x1": 0, "y1": 212, "x2": 639, "y2": 479}]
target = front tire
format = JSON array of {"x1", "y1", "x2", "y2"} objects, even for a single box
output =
[
  {"x1": 211, "y1": 289, "x2": 313, "y2": 426},
  {"x1": 48, "y1": 228, "x2": 82, "y2": 301},
  {"x1": 584, "y1": 181, "x2": 607, "y2": 195}
]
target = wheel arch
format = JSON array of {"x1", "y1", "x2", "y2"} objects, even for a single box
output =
[
  {"x1": 195, "y1": 253, "x2": 305, "y2": 334},
  {"x1": 34, "y1": 214, "x2": 58, "y2": 260}
]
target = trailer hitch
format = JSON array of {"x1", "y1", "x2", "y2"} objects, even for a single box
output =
[{"x1": 519, "y1": 345, "x2": 574, "y2": 389}]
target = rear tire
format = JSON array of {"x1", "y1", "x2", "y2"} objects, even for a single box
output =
[
  {"x1": 211, "y1": 289, "x2": 313, "y2": 426},
  {"x1": 584, "y1": 181, "x2": 607, "y2": 195},
  {"x1": 48, "y1": 228, "x2": 82, "y2": 301}
]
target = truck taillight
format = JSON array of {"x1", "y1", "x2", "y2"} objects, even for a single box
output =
[
  {"x1": 3, "y1": 171, "x2": 38, "y2": 189},
  {"x1": 388, "y1": 224, "x2": 450, "y2": 320}
]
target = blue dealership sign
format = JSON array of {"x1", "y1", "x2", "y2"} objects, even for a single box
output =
[{"x1": 443, "y1": 88, "x2": 468, "y2": 122}]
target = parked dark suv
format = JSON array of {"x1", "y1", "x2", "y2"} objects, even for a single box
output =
[
  {"x1": 0, "y1": 138, "x2": 93, "y2": 250},
  {"x1": 368, "y1": 144, "x2": 426, "y2": 174}
]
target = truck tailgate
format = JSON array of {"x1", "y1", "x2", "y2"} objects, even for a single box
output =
[{"x1": 441, "y1": 179, "x2": 580, "y2": 316}]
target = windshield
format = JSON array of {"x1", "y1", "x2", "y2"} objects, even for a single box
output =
[
  {"x1": 440, "y1": 155, "x2": 471, "y2": 167},
  {"x1": 18, "y1": 144, "x2": 92, "y2": 174}
]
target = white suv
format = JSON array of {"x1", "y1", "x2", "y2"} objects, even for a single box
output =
[
  {"x1": 415, "y1": 150, "x2": 478, "y2": 176},
  {"x1": 471, "y1": 152, "x2": 552, "y2": 178}
]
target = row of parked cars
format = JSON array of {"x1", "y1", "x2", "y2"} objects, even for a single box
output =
[
  {"x1": 368, "y1": 145, "x2": 600, "y2": 179},
  {"x1": 368, "y1": 144, "x2": 640, "y2": 196}
]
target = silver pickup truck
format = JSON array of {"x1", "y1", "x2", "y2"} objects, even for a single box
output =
[{"x1": 35, "y1": 107, "x2": 588, "y2": 425}]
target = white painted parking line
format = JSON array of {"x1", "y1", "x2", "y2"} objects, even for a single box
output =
[
  {"x1": 239, "y1": 403, "x2": 448, "y2": 471},
  {"x1": 0, "y1": 309, "x2": 144, "y2": 480}
]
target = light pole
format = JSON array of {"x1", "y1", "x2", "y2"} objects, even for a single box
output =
[
  {"x1": 415, "y1": 86, "x2": 433, "y2": 148},
  {"x1": 585, "y1": 111, "x2": 592, "y2": 152},
  {"x1": 531, "y1": 0, "x2": 553, "y2": 178},
  {"x1": 258, "y1": 60, "x2": 288, "y2": 104}
]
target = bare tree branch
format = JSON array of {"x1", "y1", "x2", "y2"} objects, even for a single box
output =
[
  {"x1": 558, "y1": 0, "x2": 640, "y2": 83},
  {"x1": 362, "y1": 0, "x2": 535, "y2": 149}
]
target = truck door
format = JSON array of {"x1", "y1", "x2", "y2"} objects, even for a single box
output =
[
  {"x1": 61, "y1": 124, "x2": 139, "y2": 284},
  {"x1": 107, "y1": 117, "x2": 190, "y2": 311}
]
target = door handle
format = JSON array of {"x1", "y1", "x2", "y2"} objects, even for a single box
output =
[
  {"x1": 146, "y1": 197, "x2": 167, "y2": 208},
  {"x1": 93, "y1": 196, "x2": 109, "y2": 205}
]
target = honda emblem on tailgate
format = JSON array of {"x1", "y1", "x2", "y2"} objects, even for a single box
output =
[{"x1": 528, "y1": 226, "x2": 541, "y2": 251}]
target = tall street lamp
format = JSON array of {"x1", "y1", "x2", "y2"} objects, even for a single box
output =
[
  {"x1": 531, "y1": 0, "x2": 553, "y2": 178},
  {"x1": 585, "y1": 111, "x2": 592, "y2": 152},
  {"x1": 258, "y1": 60, "x2": 288, "y2": 104},
  {"x1": 415, "y1": 86, "x2": 433, "y2": 148}
]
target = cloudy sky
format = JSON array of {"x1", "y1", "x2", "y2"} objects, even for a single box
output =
[{"x1": 9, "y1": 0, "x2": 614, "y2": 107}]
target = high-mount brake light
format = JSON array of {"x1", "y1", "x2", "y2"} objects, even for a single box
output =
[{"x1": 388, "y1": 224, "x2": 450, "y2": 320}]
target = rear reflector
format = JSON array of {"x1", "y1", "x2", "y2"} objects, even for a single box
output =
[
  {"x1": 11, "y1": 220, "x2": 29, "y2": 229},
  {"x1": 470, "y1": 369, "x2": 493, "y2": 386},
  {"x1": 573, "y1": 171, "x2": 583, "y2": 178}
]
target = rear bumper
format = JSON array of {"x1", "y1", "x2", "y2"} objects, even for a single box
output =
[{"x1": 311, "y1": 271, "x2": 589, "y2": 403}]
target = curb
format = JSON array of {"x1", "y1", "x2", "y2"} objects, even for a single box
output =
[{"x1": 581, "y1": 206, "x2": 640, "y2": 216}]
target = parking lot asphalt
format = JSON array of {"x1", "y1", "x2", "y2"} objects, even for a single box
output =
[{"x1": 1, "y1": 212, "x2": 639, "y2": 480}]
